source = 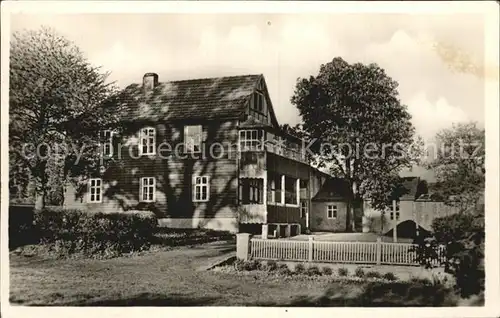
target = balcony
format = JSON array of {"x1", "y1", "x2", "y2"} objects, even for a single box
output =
[{"x1": 264, "y1": 139, "x2": 307, "y2": 163}]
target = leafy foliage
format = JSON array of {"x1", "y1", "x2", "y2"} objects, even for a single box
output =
[
  {"x1": 33, "y1": 207, "x2": 157, "y2": 257},
  {"x1": 365, "y1": 271, "x2": 382, "y2": 279},
  {"x1": 354, "y1": 267, "x2": 365, "y2": 278},
  {"x1": 432, "y1": 212, "x2": 485, "y2": 297},
  {"x1": 411, "y1": 236, "x2": 444, "y2": 269},
  {"x1": 382, "y1": 272, "x2": 398, "y2": 281},
  {"x1": 294, "y1": 263, "x2": 306, "y2": 274},
  {"x1": 321, "y1": 266, "x2": 333, "y2": 275},
  {"x1": 306, "y1": 265, "x2": 322, "y2": 276},
  {"x1": 338, "y1": 267, "x2": 349, "y2": 276},
  {"x1": 9, "y1": 27, "x2": 118, "y2": 208},
  {"x1": 428, "y1": 122, "x2": 485, "y2": 212},
  {"x1": 291, "y1": 57, "x2": 419, "y2": 230}
]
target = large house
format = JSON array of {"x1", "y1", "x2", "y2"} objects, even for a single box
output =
[
  {"x1": 62, "y1": 73, "x2": 455, "y2": 236},
  {"x1": 63, "y1": 73, "x2": 332, "y2": 234}
]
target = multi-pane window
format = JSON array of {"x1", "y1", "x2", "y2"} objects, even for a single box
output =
[
  {"x1": 88, "y1": 178, "x2": 102, "y2": 203},
  {"x1": 239, "y1": 178, "x2": 264, "y2": 204},
  {"x1": 193, "y1": 176, "x2": 210, "y2": 202},
  {"x1": 140, "y1": 177, "x2": 156, "y2": 202},
  {"x1": 390, "y1": 201, "x2": 400, "y2": 220},
  {"x1": 101, "y1": 130, "x2": 113, "y2": 157},
  {"x1": 249, "y1": 91, "x2": 267, "y2": 123},
  {"x1": 253, "y1": 92, "x2": 265, "y2": 112},
  {"x1": 184, "y1": 125, "x2": 202, "y2": 153},
  {"x1": 327, "y1": 205, "x2": 338, "y2": 219},
  {"x1": 300, "y1": 201, "x2": 308, "y2": 218},
  {"x1": 284, "y1": 176, "x2": 298, "y2": 205},
  {"x1": 267, "y1": 174, "x2": 282, "y2": 204},
  {"x1": 140, "y1": 127, "x2": 156, "y2": 155},
  {"x1": 239, "y1": 130, "x2": 262, "y2": 151}
]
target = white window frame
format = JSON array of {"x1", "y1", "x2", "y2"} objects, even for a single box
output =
[
  {"x1": 193, "y1": 176, "x2": 210, "y2": 202},
  {"x1": 391, "y1": 201, "x2": 401, "y2": 220},
  {"x1": 327, "y1": 205, "x2": 338, "y2": 219},
  {"x1": 184, "y1": 125, "x2": 202, "y2": 153},
  {"x1": 140, "y1": 177, "x2": 156, "y2": 202},
  {"x1": 88, "y1": 178, "x2": 102, "y2": 203},
  {"x1": 300, "y1": 201, "x2": 308, "y2": 218},
  {"x1": 239, "y1": 129, "x2": 262, "y2": 151},
  {"x1": 101, "y1": 130, "x2": 113, "y2": 157},
  {"x1": 139, "y1": 127, "x2": 156, "y2": 156}
]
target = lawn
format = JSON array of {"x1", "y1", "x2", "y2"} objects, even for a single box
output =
[
  {"x1": 10, "y1": 240, "x2": 336, "y2": 306},
  {"x1": 9, "y1": 228, "x2": 459, "y2": 307}
]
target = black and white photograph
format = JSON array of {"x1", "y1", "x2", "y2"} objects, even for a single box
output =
[{"x1": 1, "y1": 1, "x2": 499, "y2": 316}]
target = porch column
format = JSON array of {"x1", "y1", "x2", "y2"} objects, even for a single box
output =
[
  {"x1": 261, "y1": 224, "x2": 268, "y2": 239},
  {"x1": 281, "y1": 175, "x2": 285, "y2": 204},
  {"x1": 295, "y1": 178, "x2": 300, "y2": 206}
]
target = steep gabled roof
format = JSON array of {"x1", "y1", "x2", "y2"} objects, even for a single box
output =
[
  {"x1": 395, "y1": 176, "x2": 425, "y2": 201},
  {"x1": 115, "y1": 74, "x2": 262, "y2": 122},
  {"x1": 312, "y1": 177, "x2": 351, "y2": 201}
]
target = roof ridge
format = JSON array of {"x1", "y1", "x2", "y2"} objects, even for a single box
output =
[{"x1": 157, "y1": 73, "x2": 262, "y2": 84}]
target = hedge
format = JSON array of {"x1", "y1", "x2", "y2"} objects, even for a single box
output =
[
  {"x1": 9, "y1": 205, "x2": 37, "y2": 249},
  {"x1": 33, "y1": 207, "x2": 157, "y2": 256}
]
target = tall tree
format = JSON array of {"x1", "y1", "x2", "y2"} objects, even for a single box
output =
[
  {"x1": 291, "y1": 57, "x2": 418, "y2": 231},
  {"x1": 428, "y1": 122, "x2": 485, "y2": 212},
  {"x1": 9, "y1": 27, "x2": 117, "y2": 209}
]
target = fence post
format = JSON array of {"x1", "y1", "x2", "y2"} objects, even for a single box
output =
[
  {"x1": 236, "y1": 233, "x2": 251, "y2": 261},
  {"x1": 376, "y1": 236, "x2": 382, "y2": 265},
  {"x1": 308, "y1": 236, "x2": 314, "y2": 262}
]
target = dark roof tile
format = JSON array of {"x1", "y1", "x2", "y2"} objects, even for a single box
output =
[{"x1": 115, "y1": 74, "x2": 262, "y2": 122}]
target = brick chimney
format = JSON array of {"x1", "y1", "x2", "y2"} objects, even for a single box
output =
[{"x1": 143, "y1": 73, "x2": 159, "y2": 91}]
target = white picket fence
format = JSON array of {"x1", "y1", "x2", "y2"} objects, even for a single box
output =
[{"x1": 249, "y1": 237, "x2": 446, "y2": 266}]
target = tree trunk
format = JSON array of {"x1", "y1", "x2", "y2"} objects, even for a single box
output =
[
  {"x1": 34, "y1": 161, "x2": 48, "y2": 210},
  {"x1": 34, "y1": 184, "x2": 46, "y2": 210}
]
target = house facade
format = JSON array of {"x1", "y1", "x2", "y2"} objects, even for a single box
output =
[{"x1": 64, "y1": 73, "x2": 330, "y2": 234}]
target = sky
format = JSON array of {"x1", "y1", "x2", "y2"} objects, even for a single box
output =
[{"x1": 10, "y1": 12, "x2": 489, "y2": 179}]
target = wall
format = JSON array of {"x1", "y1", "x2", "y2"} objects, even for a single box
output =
[
  {"x1": 310, "y1": 201, "x2": 347, "y2": 232},
  {"x1": 64, "y1": 119, "x2": 240, "y2": 228},
  {"x1": 362, "y1": 200, "x2": 461, "y2": 234}
]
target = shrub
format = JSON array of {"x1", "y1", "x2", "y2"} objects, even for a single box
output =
[
  {"x1": 306, "y1": 265, "x2": 321, "y2": 276},
  {"x1": 9, "y1": 205, "x2": 36, "y2": 249},
  {"x1": 234, "y1": 259, "x2": 245, "y2": 271},
  {"x1": 338, "y1": 267, "x2": 349, "y2": 276},
  {"x1": 382, "y1": 272, "x2": 398, "y2": 281},
  {"x1": 32, "y1": 207, "x2": 157, "y2": 257},
  {"x1": 266, "y1": 260, "x2": 278, "y2": 271},
  {"x1": 354, "y1": 267, "x2": 365, "y2": 278},
  {"x1": 294, "y1": 263, "x2": 306, "y2": 274},
  {"x1": 365, "y1": 271, "x2": 382, "y2": 279},
  {"x1": 277, "y1": 264, "x2": 292, "y2": 276},
  {"x1": 321, "y1": 266, "x2": 333, "y2": 276},
  {"x1": 432, "y1": 212, "x2": 485, "y2": 297},
  {"x1": 243, "y1": 259, "x2": 261, "y2": 271}
]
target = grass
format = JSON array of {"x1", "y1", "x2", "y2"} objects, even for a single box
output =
[
  {"x1": 9, "y1": 241, "x2": 335, "y2": 306},
  {"x1": 9, "y1": 228, "x2": 460, "y2": 306}
]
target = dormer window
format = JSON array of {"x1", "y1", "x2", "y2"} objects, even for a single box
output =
[{"x1": 140, "y1": 127, "x2": 156, "y2": 155}]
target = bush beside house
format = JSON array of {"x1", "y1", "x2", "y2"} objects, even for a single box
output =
[{"x1": 12, "y1": 206, "x2": 157, "y2": 258}]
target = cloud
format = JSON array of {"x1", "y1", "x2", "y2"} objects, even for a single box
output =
[
  {"x1": 407, "y1": 91, "x2": 469, "y2": 141},
  {"x1": 10, "y1": 13, "x2": 485, "y2": 139}
]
